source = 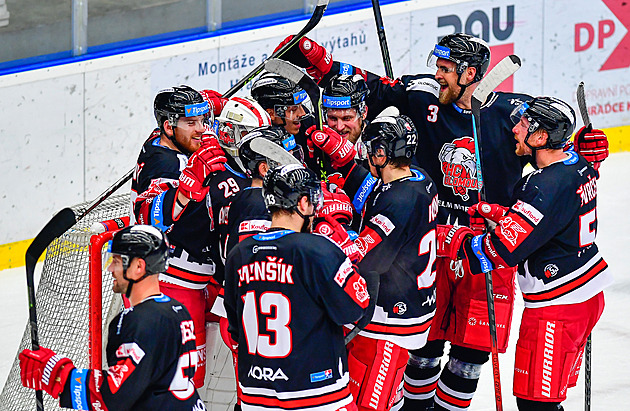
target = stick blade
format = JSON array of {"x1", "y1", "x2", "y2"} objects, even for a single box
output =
[
  {"x1": 473, "y1": 54, "x2": 521, "y2": 105},
  {"x1": 264, "y1": 59, "x2": 305, "y2": 84},
  {"x1": 26, "y1": 208, "x2": 76, "y2": 269},
  {"x1": 250, "y1": 137, "x2": 301, "y2": 166},
  {"x1": 576, "y1": 81, "x2": 591, "y2": 127}
]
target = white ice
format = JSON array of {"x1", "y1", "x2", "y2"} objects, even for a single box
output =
[{"x1": 1, "y1": 153, "x2": 628, "y2": 410}]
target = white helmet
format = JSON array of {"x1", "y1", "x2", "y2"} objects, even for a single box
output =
[{"x1": 215, "y1": 97, "x2": 272, "y2": 157}]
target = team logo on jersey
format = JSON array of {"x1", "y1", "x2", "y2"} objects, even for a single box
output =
[
  {"x1": 393, "y1": 302, "x2": 407, "y2": 315},
  {"x1": 497, "y1": 214, "x2": 533, "y2": 252},
  {"x1": 544, "y1": 264, "x2": 559, "y2": 278},
  {"x1": 438, "y1": 137, "x2": 479, "y2": 201},
  {"x1": 107, "y1": 359, "x2": 136, "y2": 393}
]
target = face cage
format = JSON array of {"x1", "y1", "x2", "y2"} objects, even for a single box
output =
[{"x1": 217, "y1": 121, "x2": 253, "y2": 157}]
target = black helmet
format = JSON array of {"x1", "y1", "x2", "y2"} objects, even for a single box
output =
[
  {"x1": 238, "y1": 126, "x2": 303, "y2": 178},
  {"x1": 322, "y1": 74, "x2": 369, "y2": 115},
  {"x1": 109, "y1": 225, "x2": 170, "y2": 275},
  {"x1": 428, "y1": 33, "x2": 491, "y2": 84},
  {"x1": 363, "y1": 113, "x2": 417, "y2": 161},
  {"x1": 154, "y1": 85, "x2": 209, "y2": 129},
  {"x1": 510, "y1": 97, "x2": 576, "y2": 150},
  {"x1": 263, "y1": 164, "x2": 322, "y2": 211},
  {"x1": 251, "y1": 72, "x2": 309, "y2": 119}
]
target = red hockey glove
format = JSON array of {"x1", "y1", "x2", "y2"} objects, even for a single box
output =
[
  {"x1": 468, "y1": 216, "x2": 486, "y2": 235},
  {"x1": 178, "y1": 136, "x2": 227, "y2": 201},
  {"x1": 574, "y1": 126, "x2": 609, "y2": 171},
  {"x1": 467, "y1": 202, "x2": 508, "y2": 224},
  {"x1": 274, "y1": 35, "x2": 332, "y2": 83},
  {"x1": 315, "y1": 215, "x2": 361, "y2": 263},
  {"x1": 306, "y1": 125, "x2": 357, "y2": 168},
  {"x1": 318, "y1": 182, "x2": 354, "y2": 225},
  {"x1": 199, "y1": 89, "x2": 228, "y2": 116},
  {"x1": 19, "y1": 347, "x2": 75, "y2": 399},
  {"x1": 436, "y1": 225, "x2": 474, "y2": 261}
]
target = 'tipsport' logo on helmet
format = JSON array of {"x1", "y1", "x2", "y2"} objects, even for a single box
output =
[
  {"x1": 433, "y1": 45, "x2": 451, "y2": 59},
  {"x1": 282, "y1": 136, "x2": 296, "y2": 151},
  {"x1": 292, "y1": 90, "x2": 308, "y2": 105},
  {"x1": 184, "y1": 102, "x2": 209, "y2": 117},
  {"x1": 323, "y1": 95, "x2": 352, "y2": 108}
]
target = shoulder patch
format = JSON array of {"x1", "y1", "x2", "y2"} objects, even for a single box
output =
[
  {"x1": 370, "y1": 214, "x2": 395, "y2": 236},
  {"x1": 511, "y1": 200, "x2": 543, "y2": 225},
  {"x1": 406, "y1": 78, "x2": 440, "y2": 97}
]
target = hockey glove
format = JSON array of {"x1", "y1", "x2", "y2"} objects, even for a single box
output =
[
  {"x1": 315, "y1": 215, "x2": 361, "y2": 263},
  {"x1": 318, "y1": 182, "x2": 354, "y2": 225},
  {"x1": 274, "y1": 35, "x2": 332, "y2": 83},
  {"x1": 306, "y1": 125, "x2": 357, "y2": 168},
  {"x1": 436, "y1": 224, "x2": 474, "y2": 261},
  {"x1": 574, "y1": 126, "x2": 609, "y2": 171},
  {"x1": 199, "y1": 89, "x2": 228, "y2": 116},
  {"x1": 178, "y1": 136, "x2": 227, "y2": 201},
  {"x1": 19, "y1": 347, "x2": 75, "y2": 399},
  {"x1": 468, "y1": 202, "x2": 508, "y2": 224}
]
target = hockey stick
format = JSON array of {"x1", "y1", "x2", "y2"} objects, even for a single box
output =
[
  {"x1": 470, "y1": 54, "x2": 521, "y2": 411},
  {"x1": 249, "y1": 137, "x2": 302, "y2": 166},
  {"x1": 222, "y1": 0, "x2": 329, "y2": 99},
  {"x1": 576, "y1": 81, "x2": 592, "y2": 411},
  {"x1": 25, "y1": 169, "x2": 133, "y2": 410},
  {"x1": 370, "y1": 0, "x2": 394, "y2": 78},
  {"x1": 263, "y1": 58, "x2": 331, "y2": 179}
]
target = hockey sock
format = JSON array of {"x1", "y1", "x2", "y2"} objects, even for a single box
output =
[
  {"x1": 434, "y1": 358, "x2": 482, "y2": 410},
  {"x1": 402, "y1": 355, "x2": 440, "y2": 410}
]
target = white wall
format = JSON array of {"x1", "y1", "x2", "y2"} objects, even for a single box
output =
[{"x1": 1, "y1": 0, "x2": 628, "y2": 244}]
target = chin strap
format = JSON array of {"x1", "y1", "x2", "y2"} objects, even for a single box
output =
[{"x1": 294, "y1": 207, "x2": 316, "y2": 233}]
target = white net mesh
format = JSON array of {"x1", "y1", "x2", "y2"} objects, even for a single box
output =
[
  {"x1": 0, "y1": 194, "x2": 130, "y2": 411},
  {"x1": 0, "y1": 192, "x2": 237, "y2": 410}
]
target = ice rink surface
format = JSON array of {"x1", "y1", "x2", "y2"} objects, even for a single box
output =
[{"x1": 0, "y1": 152, "x2": 628, "y2": 410}]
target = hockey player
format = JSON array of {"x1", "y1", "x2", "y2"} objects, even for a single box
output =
[
  {"x1": 224, "y1": 164, "x2": 370, "y2": 411},
  {"x1": 19, "y1": 225, "x2": 205, "y2": 410},
  {"x1": 131, "y1": 85, "x2": 228, "y2": 388},
  {"x1": 439, "y1": 96, "x2": 613, "y2": 411},
  {"x1": 322, "y1": 73, "x2": 369, "y2": 146},
  {"x1": 278, "y1": 33, "x2": 610, "y2": 410},
  {"x1": 309, "y1": 113, "x2": 439, "y2": 411}
]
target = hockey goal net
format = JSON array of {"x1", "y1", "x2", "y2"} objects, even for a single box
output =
[{"x1": 0, "y1": 193, "x2": 236, "y2": 410}]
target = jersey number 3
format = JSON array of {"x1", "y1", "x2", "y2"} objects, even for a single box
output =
[{"x1": 242, "y1": 291, "x2": 292, "y2": 358}]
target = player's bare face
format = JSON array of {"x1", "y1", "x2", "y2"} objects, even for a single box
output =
[
  {"x1": 434, "y1": 59, "x2": 461, "y2": 105},
  {"x1": 283, "y1": 104, "x2": 306, "y2": 135},
  {"x1": 326, "y1": 108, "x2": 363, "y2": 143},
  {"x1": 512, "y1": 116, "x2": 532, "y2": 157},
  {"x1": 107, "y1": 255, "x2": 129, "y2": 294},
  {"x1": 174, "y1": 115, "x2": 207, "y2": 153}
]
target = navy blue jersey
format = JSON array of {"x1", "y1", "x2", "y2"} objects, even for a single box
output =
[
  {"x1": 341, "y1": 165, "x2": 439, "y2": 349},
  {"x1": 466, "y1": 152, "x2": 613, "y2": 308},
  {"x1": 362, "y1": 72, "x2": 532, "y2": 225},
  {"x1": 131, "y1": 130, "x2": 218, "y2": 289},
  {"x1": 224, "y1": 186, "x2": 271, "y2": 255},
  {"x1": 224, "y1": 229, "x2": 369, "y2": 410},
  {"x1": 59, "y1": 295, "x2": 204, "y2": 411}
]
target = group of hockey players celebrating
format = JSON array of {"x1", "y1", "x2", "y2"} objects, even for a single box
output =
[{"x1": 18, "y1": 32, "x2": 613, "y2": 411}]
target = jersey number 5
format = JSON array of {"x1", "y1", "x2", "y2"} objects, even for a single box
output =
[{"x1": 242, "y1": 291, "x2": 292, "y2": 358}]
